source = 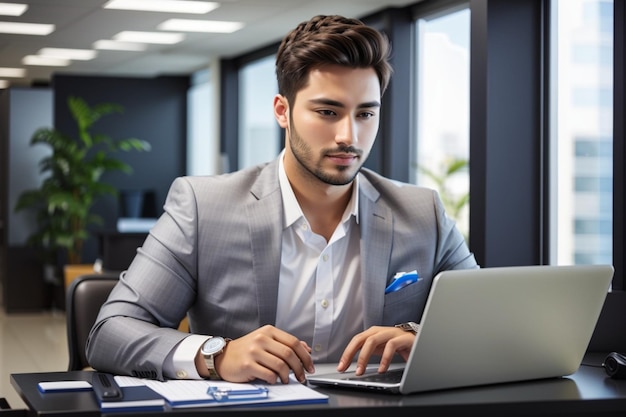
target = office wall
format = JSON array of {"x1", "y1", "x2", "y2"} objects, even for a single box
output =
[
  {"x1": 7, "y1": 88, "x2": 53, "y2": 245},
  {"x1": 1, "y1": 88, "x2": 54, "y2": 312},
  {"x1": 53, "y1": 74, "x2": 189, "y2": 263}
]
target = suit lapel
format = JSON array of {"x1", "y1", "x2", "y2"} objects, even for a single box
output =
[
  {"x1": 359, "y1": 175, "x2": 394, "y2": 328},
  {"x1": 246, "y1": 160, "x2": 283, "y2": 326}
]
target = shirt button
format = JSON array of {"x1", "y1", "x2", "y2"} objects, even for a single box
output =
[
  {"x1": 321, "y1": 299, "x2": 329, "y2": 308},
  {"x1": 314, "y1": 344, "x2": 322, "y2": 352},
  {"x1": 322, "y1": 254, "x2": 329, "y2": 262},
  {"x1": 302, "y1": 223, "x2": 308, "y2": 230},
  {"x1": 176, "y1": 370, "x2": 187, "y2": 379}
]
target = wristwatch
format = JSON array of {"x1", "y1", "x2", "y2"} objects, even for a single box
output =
[
  {"x1": 395, "y1": 322, "x2": 420, "y2": 334},
  {"x1": 201, "y1": 336, "x2": 228, "y2": 380}
]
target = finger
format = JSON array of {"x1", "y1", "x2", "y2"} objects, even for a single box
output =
[
  {"x1": 337, "y1": 332, "x2": 368, "y2": 372},
  {"x1": 353, "y1": 327, "x2": 406, "y2": 375},
  {"x1": 300, "y1": 340, "x2": 312, "y2": 353},
  {"x1": 337, "y1": 327, "x2": 385, "y2": 373},
  {"x1": 354, "y1": 334, "x2": 384, "y2": 375},
  {"x1": 254, "y1": 349, "x2": 294, "y2": 384},
  {"x1": 246, "y1": 326, "x2": 313, "y2": 383},
  {"x1": 268, "y1": 332, "x2": 314, "y2": 382},
  {"x1": 376, "y1": 333, "x2": 415, "y2": 373},
  {"x1": 235, "y1": 338, "x2": 297, "y2": 384},
  {"x1": 376, "y1": 338, "x2": 399, "y2": 373}
]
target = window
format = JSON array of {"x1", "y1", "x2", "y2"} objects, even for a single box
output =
[
  {"x1": 550, "y1": 0, "x2": 613, "y2": 265},
  {"x1": 187, "y1": 68, "x2": 219, "y2": 176},
  {"x1": 413, "y1": 4, "x2": 471, "y2": 239},
  {"x1": 238, "y1": 54, "x2": 280, "y2": 169}
]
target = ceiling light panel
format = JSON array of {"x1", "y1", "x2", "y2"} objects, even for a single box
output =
[
  {"x1": 0, "y1": 3, "x2": 27, "y2": 16},
  {"x1": 113, "y1": 31, "x2": 185, "y2": 44},
  {"x1": 22, "y1": 55, "x2": 70, "y2": 67},
  {"x1": 0, "y1": 21, "x2": 54, "y2": 35},
  {"x1": 38, "y1": 48, "x2": 97, "y2": 61},
  {"x1": 0, "y1": 67, "x2": 26, "y2": 77},
  {"x1": 158, "y1": 19, "x2": 244, "y2": 33},
  {"x1": 103, "y1": 0, "x2": 219, "y2": 14},
  {"x1": 93, "y1": 40, "x2": 147, "y2": 51}
]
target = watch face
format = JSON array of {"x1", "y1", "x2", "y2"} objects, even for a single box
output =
[{"x1": 202, "y1": 337, "x2": 226, "y2": 355}]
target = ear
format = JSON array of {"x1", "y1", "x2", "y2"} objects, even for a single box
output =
[{"x1": 273, "y1": 94, "x2": 289, "y2": 129}]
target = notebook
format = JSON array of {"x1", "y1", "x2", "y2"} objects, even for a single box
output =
[{"x1": 308, "y1": 264, "x2": 614, "y2": 394}]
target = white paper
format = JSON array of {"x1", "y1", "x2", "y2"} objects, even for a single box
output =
[{"x1": 114, "y1": 375, "x2": 328, "y2": 408}]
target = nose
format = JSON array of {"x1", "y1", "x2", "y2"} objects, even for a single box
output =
[{"x1": 335, "y1": 116, "x2": 357, "y2": 146}]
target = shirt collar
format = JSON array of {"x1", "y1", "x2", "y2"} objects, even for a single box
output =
[{"x1": 278, "y1": 150, "x2": 359, "y2": 229}]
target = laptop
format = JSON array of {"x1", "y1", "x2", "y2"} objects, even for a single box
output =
[{"x1": 308, "y1": 264, "x2": 614, "y2": 394}]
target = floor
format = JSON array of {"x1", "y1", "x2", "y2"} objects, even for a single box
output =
[{"x1": 0, "y1": 307, "x2": 68, "y2": 410}]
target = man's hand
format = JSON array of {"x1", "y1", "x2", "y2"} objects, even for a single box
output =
[
  {"x1": 197, "y1": 325, "x2": 314, "y2": 384},
  {"x1": 337, "y1": 325, "x2": 416, "y2": 376}
]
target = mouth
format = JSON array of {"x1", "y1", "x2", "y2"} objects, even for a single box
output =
[{"x1": 326, "y1": 153, "x2": 359, "y2": 166}]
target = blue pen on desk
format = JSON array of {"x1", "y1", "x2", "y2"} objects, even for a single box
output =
[
  {"x1": 385, "y1": 270, "x2": 419, "y2": 294},
  {"x1": 207, "y1": 386, "x2": 269, "y2": 402}
]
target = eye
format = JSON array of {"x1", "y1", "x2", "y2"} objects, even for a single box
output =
[
  {"x1": 317, "y1": 109, "x2": 337, "y2": 117},
  {"x1": 358, "y1": 111, "x2": 376, "y2": 119}
]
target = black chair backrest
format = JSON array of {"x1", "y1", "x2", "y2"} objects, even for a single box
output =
[{"x1": 65, "y1": 273, "x2": 119, "y2": 371}]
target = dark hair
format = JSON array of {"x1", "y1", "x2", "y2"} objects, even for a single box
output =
[{"x1": 275, "y1": 15, "x2": 393, "y2": 104}]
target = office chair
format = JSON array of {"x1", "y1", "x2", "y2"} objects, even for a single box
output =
[
  {"x1": 0, "y1": 397, "x2": 25, "y2": 415},
  {"x1": 65, "y1": 272, "x2": 190, "y2": 371},
  {"x1": 65, "y1": 273, "x2": 119, "y2": 371}
]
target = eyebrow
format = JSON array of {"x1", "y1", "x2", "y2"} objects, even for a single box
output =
[{"x1": 308, "y1": 98, "x2": 381, "y2": 109}]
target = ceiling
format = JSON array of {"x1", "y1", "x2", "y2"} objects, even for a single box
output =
[{"x1": 0, "y1": 0, "x2": 418, "y2": 88}]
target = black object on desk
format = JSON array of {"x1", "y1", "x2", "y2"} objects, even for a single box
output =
[
  {"x1": 10, "y1": 357, "x2": 626, "y2": 417},
  {"x1": 91, "y1": 373, "x2": 122, "y2": 400},
  {"x1": 604, "y1": 352, "x2": 626, "y2": 379}
]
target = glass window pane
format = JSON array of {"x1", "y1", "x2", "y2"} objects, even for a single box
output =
[
  {"x1": 187, "y1": 68, "x2": 219, "y2": 176},
  {"x1": 413, "y1": 6, "x2": 471, "y2": 240},
  {"x1": 238, "y1": 55, "x2": 280, "y2": 169},
  {"x1": 550, "y1": 0, "x2": 613, "y2": 265}
]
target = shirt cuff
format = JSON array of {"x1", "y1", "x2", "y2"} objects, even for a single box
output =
[{"x1": 163, "y1": 334, "x2": 210, "y2": 380}]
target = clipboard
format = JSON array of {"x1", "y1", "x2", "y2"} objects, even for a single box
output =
[{"x1": 207, "y1": 385, "x2": 269, "y2": 402}]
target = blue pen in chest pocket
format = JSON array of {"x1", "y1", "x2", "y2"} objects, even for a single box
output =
[{"x1": 385, "y1": 270, "x2": 420, "y2": 294}]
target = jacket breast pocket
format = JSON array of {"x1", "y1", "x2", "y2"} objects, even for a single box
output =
[{"x1": 382, "y1": 279, "x2": 428, "y2": 324}]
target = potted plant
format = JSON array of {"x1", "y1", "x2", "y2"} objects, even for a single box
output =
[{"x1": 14, "y1": 95, "x2": 150, "y2": 287}]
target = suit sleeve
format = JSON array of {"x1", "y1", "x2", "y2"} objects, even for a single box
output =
[{"x1": 86, "y1": 177, "x2": 202, "y2": 381}]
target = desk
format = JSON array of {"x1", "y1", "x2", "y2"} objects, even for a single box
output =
[{"x1": 10, "y1": 355, "x2": 626, "y2": 417}]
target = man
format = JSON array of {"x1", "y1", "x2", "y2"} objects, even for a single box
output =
[{"x1": 87, "y1": 15, "x2": 477, "y2": 386}]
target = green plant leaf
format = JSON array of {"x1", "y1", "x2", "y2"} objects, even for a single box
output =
[{"x1": 14, "y1": 96, "x2": 151, "y2": 264}]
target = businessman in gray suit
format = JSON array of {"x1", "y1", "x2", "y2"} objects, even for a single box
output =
[{"x1": 87, "y1": 14, "x2": 477, "y2": 385}]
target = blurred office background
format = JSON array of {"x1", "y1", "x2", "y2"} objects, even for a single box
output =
[{"x1": 0, "y1": 0, "x2": 624, "y2": 409}]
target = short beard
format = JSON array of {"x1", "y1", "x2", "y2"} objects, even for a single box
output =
[{"x1": 288, "y1": 114, "x2": 363, "y2": 186}]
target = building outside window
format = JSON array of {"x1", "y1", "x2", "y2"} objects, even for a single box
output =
[{"x1": 550, "y1": 0, "x2": 613, "y2": 265}]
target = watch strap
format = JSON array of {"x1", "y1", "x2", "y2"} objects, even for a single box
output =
[
  {"x1": 204, "y1": 355, "x2": 221, "y2": 380},
  {"x1": 395, "y1": 321, "x2": 420, "y2": 334}
]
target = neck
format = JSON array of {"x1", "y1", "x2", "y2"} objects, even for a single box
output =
[{"x1": 284, "y1": 154, "x2": 354, "y2": 241}]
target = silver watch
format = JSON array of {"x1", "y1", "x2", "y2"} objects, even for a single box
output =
[
  {"x1": 201, "y1": 336, "x2": 228, "y2": 380},
  {"x1": 395, "y1": 321, "x2": 420, "y2": 334}
]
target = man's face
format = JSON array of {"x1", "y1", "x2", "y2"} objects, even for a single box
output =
[{"x1": 276, "y1": 65, "x2": 381, "y2": 187}]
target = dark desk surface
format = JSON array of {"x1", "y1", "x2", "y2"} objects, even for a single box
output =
[{"x1": 10, "y1": 354, "x2": 626, "y2": 417}]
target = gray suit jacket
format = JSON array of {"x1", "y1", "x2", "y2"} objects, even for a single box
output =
[{"x1": 87, "y1": 157, "x2": 477, "y2": 380}]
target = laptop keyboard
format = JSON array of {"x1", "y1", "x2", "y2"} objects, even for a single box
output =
[{"x1": 343, "y1": 368, "x2": 404, "y2": 383}]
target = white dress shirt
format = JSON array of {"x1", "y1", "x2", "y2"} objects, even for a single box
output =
[{"x1": 164, "y1": 153, "x2": 364, "y2": 378}]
